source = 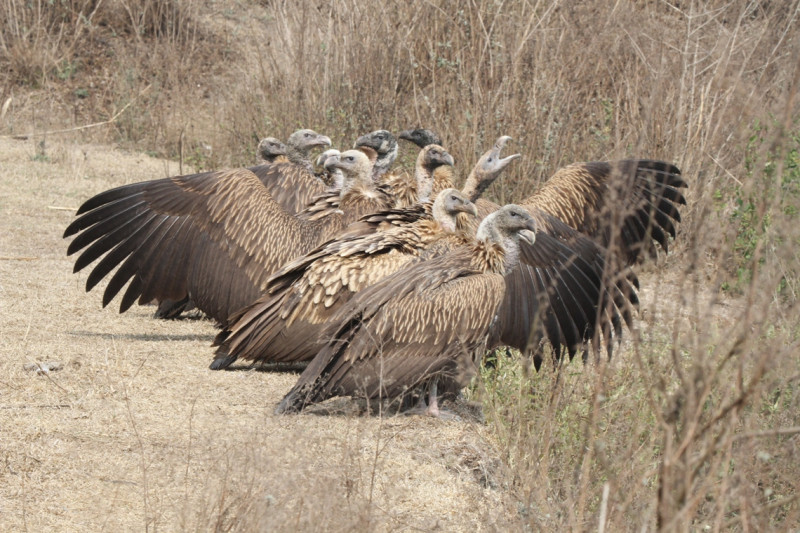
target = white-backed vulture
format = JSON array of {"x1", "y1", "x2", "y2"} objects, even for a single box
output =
[
  {"x1": 210, "y1": 188, "x2": 478, "y2": 370},
  {"x1": 399, "y1": 128, "x2": 444, "y2": 149},
  {"x1": 353, "y1": 129, "x2": 398, "y2": 181},
  {"x1": 275, "y1": 204, "x2": 617, "y2": 415},
  {"x1": 63, "y1": 149, "x2": 394, "y2": 327},
  {"x1": 314, "y1": 149, "x2": 343, "y2": 189},
  {"x1": 380, "y1": 144, "x2": 456, "y2": 208},
  {"x1": 256, "y1": 137, "x2": 288, "y2": 164},
  {"x1": 246, "y1": 128, "x2": 333, "y2": 216}
]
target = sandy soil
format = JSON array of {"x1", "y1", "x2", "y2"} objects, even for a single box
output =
[{"x1": 0, "y1": 137, "x2": 517, "y2": 531}]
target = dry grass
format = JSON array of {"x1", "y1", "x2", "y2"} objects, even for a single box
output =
[{"x1": 1, "y1": 0, "x2": 800, "y2": 530}]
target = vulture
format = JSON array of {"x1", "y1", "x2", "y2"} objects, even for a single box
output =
[
  {"x1": 245, "y1": 128, "x2": 333, "y2": 216},
  {"x1": 63, "y1": 148, "x2": 396, "y2": 327},
  {"x1": 381, "y1": 144, "x2": 456, "y2": 208},
  {"x1": 353, "y1": 129, "x2": 399, "y2": 182},
  {"x1": 153, "y1": 130, "x2": 330, "y2": 320},
  {"x1": 314, "y1": 149, "x2": 343, "y2": 189},
  {"x1": 210, "y1": 188, "x2": 478, "y2": 369},
  {"x1": 275, "y1": 204, "x2": 618, "y2": 416},
  {"x1": 256, "y1": 137, "x2": 288, "y2": 164},
  {"x1": 399, "y1": 128, "x2": 444, "y2": 148},
  {"x1": 461, "y1": 159, "x2": 684, "y2": 364},
  {"x1": 399, "y1": 129, "x2": 684, "y2": 364},
  {"x1": 210, "y1": 139, "x2": 519, "y2": 370}
]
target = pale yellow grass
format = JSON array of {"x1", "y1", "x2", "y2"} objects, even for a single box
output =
[{"x1": 0, "y1": 137, "x2": 515, "y2": 531}]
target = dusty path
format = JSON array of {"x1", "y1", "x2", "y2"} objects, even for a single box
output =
[{"x1": 0, "y1": 138, "x2": 515, "y2": 531}]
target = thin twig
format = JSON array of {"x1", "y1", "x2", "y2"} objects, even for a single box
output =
[
  {"x1": 0, "y1": 404, "x2": 72, "y2": 410},
  {"x1": 1, "y1": 84, "x2": 151, "y2": 140},
  {"x1": 734, "y1": 426, "x2": 800, "y2": 441}
]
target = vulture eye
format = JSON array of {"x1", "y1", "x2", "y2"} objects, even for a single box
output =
[
  {"x1": 304, "y1": 133, "x2": 311, "y2": 138},
  {"x1": 345, "y1": 156, "x2": 354, "y2": 162},
  {"x1": 487, "y1": 157, "x2": 494, "y2": 163},
  {"x1": 450, "y1": 195, "x2": 458, "y2": 202}
]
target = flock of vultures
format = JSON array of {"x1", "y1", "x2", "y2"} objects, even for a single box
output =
[{"x1": 63, "y1": 128, "x2": 687, "y2": 416}]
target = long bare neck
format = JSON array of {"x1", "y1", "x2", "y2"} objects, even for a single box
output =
[
  {"x1": 461, "y1": 169, "x2": 491, "y2": 202},
  {"x1": 287, "y1": 145, "x2": 313, "y2": 173}
]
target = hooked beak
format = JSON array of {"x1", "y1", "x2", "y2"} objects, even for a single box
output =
[
  {"x1": 520, "y1": 228, "x2": 537, "y2": 245},
  {"x1": 316, "y1": 150, "x2": 340, "y2": 167},
  {"x1": 441, "y1": 151, "x2": 455, "y2": 167},
  {"x1": 398, "y1": 129, "x2": 413, "y2": 141},
  {"x1": 492, "y1": 135, "x2": 521, "y2": 169},
  {"x1": 461, "y1": 201, "x2": 479, "y2": 218},
  {"x1": 316, "y1": 135, "x2": 332, "y2": 148},
  {"x1": 323, "y1": 155, "x2": 341, "y2": 171}
]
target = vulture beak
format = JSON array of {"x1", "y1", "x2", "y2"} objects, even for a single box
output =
[
  {"x1": 354, "y1": 132, "x2": 372, "y2": 149},
  {"x1": 316, "y1": 135, "x2": 333, "y2": 148},
  {"x1": 519, "y1": 217, "x2": 538, "y2": 245},
  {"x1": 398, "y1": 129, "x2": 413, "y2": 141},
  {"x1": 441, "y1": 151, "x2": 455, "y2": 167},
  {"x1": 316, "y1": 149, "x2": 340, "y2": 167},
  {"x1": 492, "y1": 136, "x2": 522, "y2": 169},
  {"x1": 323, "y1": 154, "x2": 341, "y2": 170},
  {"x1": 520, "y1": 229, "x2": 537, "y2": 245},
  {"x1": 462, "y1": 201, "x2": 479, "y2": 217}
]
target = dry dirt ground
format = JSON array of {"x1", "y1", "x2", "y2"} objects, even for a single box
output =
[{"x1": 0, "y1": 137, "x2": 518, "y2": 531}]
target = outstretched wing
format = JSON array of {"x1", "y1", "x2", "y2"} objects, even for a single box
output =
[
  {"x1": 524, "y1": 159, "x2": 687, "y2": 264},
  {"x1": 497, "y1": 227, "x2": 639, "y2": 370},
  {"x1": 64, "y1": 169, "x2": 318, "y2": 325},
  {"x1": 249, "y1": 162, "x2": 328, "y2": 215}
]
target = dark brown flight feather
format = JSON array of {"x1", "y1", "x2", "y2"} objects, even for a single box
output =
[{"x1": 64, "y1": 149, "x2": 393, "y2": 327}]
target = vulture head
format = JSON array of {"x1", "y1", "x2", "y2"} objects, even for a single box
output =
[
  {"x1": 463, "y1": 136, "x2": 522, "y2": 202},
  {"x1": 432, "y1": 188, "x2": 478, "y2": 232},
  {"x1": 257, "y1": 137, "x2": 288, "y2": 163},
  {"x1": 286, "y1": 129, "x2": 333, "y2": 170},
  {"x1": 324, "y1": 149, "x2": 376, "y2": 194},
  {"x1": 477, "y1": 204, "x2": 537, "y2": 272},
  {"x1": 354, "y1": 130, "x2": 398, "y2": 181},
  {"x1": 315, "y1": 149, "x2": 343, "y2": 190},
  {"x1": 399, "y1": 128, "x2": 444, "y2": 149},
  {"x1": 415, "y1": 144, "x2": 455, "y2": 202}
]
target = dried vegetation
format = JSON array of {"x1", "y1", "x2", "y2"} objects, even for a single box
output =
[{"x1": 1, "y1": 0, "x2": 799, "y2": 530}]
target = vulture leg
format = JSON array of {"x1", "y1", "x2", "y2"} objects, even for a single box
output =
[
  {"x1": 426, "y1": 380, "x2": 441, "y2": 417},
  {"x1": 402, "y1": 379, "x2": 457, "y2": 419}
]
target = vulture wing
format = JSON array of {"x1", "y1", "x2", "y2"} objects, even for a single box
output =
[
  {"x1": 248, "y1": 162, "x2": 328, "y2": 215},
  {"x1": 496, "y1": 227, "x2": 639, "y2": 370},
  {"x1": 211, "y1": 203, "x2": 456, "y2": 368},
  {"x1": 276, "y1": 248, "x2": 504, "y2": 413},
  {"x1": 523, "y1": 159, "x2": 687, "y2": 264},
  {"x1": 64, "y1": 169, "x2": 344, "y2": 326}
]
